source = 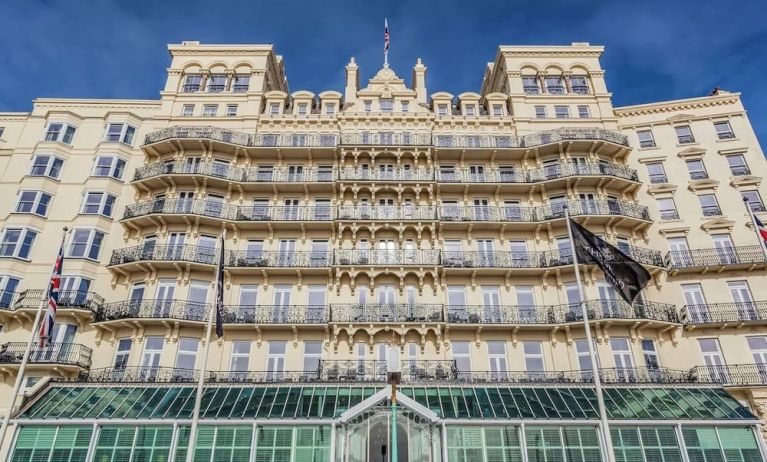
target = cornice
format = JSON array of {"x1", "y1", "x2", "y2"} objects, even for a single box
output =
[{"x1": 614, "y1": 93, "x2": 741, "y2": 117}]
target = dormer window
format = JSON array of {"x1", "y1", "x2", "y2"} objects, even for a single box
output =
[
  {"x1": 522, "y1": 76, "x2": 540, "y2": 94},
  {"x1": 437, "y1": 104, "x2": 448, "y2": 116},
  {"x1": 297, "y1": 103, "x2": 308, "y2": 117},
  {"x1": 545, "y1": 76, "x2": 565, "y2": 94},
  {"x1": 43, "y1": 123, "x2": 76, "y2": 144},
  {"x1": 269, "y1": 103, "x2": 280, "y2": 115},
  {"x1": 207, "y1": 74, "x2": 227, "y2": 93},
  {"x1": 465, "y1": 105, "x2": 476, "y2": 116},
  {"x1": 570, "y1": 75, "x2": 589, "y2": 94},
  {"x1": 380, "y1": 99, "x2": 394, "y2": 112},
  {"x1": 401, "y1": 101, "x2": 410, "y2": 113},
  {"x1": 364, "y1": 100, "x2": 372, "y2": 112},
  {"x1": 325, "y1": 103, "x2": 336, "y2": 115},
  {"x1": 183, "y1": 74, "x2": 202, "y2": 92},
  {"x1": 492, "y1": 105, "x2": 503, "y2": 116},
  {"x1": 232, "y1": 75, "x2": 250, "y2": 93}
]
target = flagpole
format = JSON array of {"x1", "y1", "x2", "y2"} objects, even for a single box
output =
[
  {"x1": 0, "y1": 227, "x2": 70, "y2": 452},
  {"x1": 384, "y1": 18, "x2": 389, "y2": 68},
  {"x1": 745, "y1": 198, "x2": 767, "y2": 259},
  {"x1": 185, "y1": 229, "x2": 226, "y2": 462},
  {"x1": 564, "y1": 208, "x2": 615, "y2": 462}
]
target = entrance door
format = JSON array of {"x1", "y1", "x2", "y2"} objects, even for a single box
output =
[{"x1": 345, "y1": 407, "x2": 434, "y2": 462}]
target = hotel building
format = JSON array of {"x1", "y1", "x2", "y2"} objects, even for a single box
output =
[{"x1": 0, "y1": 41, "x2": 766, "y2": 461}]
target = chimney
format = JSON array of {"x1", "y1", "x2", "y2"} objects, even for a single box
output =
[
  {"x1": 412, "y1": 58, "x2": 427, "y2": 105},
  {"x1": 345, "y1": 57, "x2": 359, "y2": 103}
]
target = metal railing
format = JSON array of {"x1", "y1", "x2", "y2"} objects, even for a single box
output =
[
  {"x1": 521, "y1": 128, "x2": 628, "y2": 148},
  {"x1": 334, "y1": 249, "x2": 440, "y2": 266},
  {"x1": 442, "y1": 250, "x2": 571, "y2": 269},
  {"x1": 11, "y1": 289, "x2": 104, "y2": 311},
  {"x1": 0, "y1": 342, "x2": 92, "y2": 368},
  {"x1": 336, "y1": 206, "x2": 437, "y2": 221},
  {"x1": 338, "y1": 167, "x2": 435, "y2": 182},
  {"x1": 82, "y1": 367, "x2": 203, "y2": 383},
  {"x1": 434, "y1": 134, "x2": 519, "y2": 149},
  {"x1": 340, "y1": 132, "x2": 432, "y2": 146},
  {"x1": 454, "y1": 367, "x2": 690, "y2": 384},
  {"x1": 330, "y1": 304, "x2": 444, "y2": 323},
  {"x1": 526, "y1": 162, "x2": 638, "y2": 182},
  {"x1": 221, "y1": 305, "x2": 328, "y2": 324},
  {"x1": 124, "y1": 198, "x2": 335, "y2": 222},
  {"x1": 439, "y1": 205, "x2": 537, "y2": 222},
  {"x1": 681, "y1": 301, "x2": 767, "y2": 324},
  {"x1": 133, "y1": 160, "x2": 335, "y2": 183},
  {"x1": 317, "y1": 360, "x2": 458, "y2": 382},
  {"x1": 665, "y1": 246, "x2": 767, "y2": 269},
  {"x1": 143, "y1": 126, "x2": 338, "y2": 148},
  {"x1": 692, "y1": 364, "x2": 767, "y2": 386},
  {"x1": 109, "y1": 244, "x2": 220, "y2": 267},
  {"x1": 228, "y1": 251, "x2": 332, "y2": 268},
  {"x1": 439, "y1": 200, "x2": 651, "y2": 224},
  {"x1": 97, "y1": 299, "x2": 208, "y2": 322}
]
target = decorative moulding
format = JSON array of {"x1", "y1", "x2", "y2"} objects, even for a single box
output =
[
  {"x1": 687, "y1": 179, "x2": 720, "y2": 192},
  {"x1": 659, "y1": 226, "x2": 690, "y2": 236},
  {"x1": 718, "y1": 147, "x2": 749, "y2": 155},
  {"x1": 701, "y1": 218, "x2": 736, "y2": 232},
  {"x1": 637, "y1": 156, "x2": 667, "y2": 164},
  {"x1": 676, "y1": 147, "x2": 706, "y2": 159},
  {"x1": 647, "y1": 184, "x2": 677, "y2": 195},
  {"x1": 730, "y1": 176, "x2": 761, "y2": 188}
]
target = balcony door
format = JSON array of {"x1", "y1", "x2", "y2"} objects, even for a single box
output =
[
  {"x1": 273, "y1": 285, "x2": 292, "y2": 323},
  {"x1": 176, "y1": 191, "x2": 194, "y2": 214},
  {"x1": 155, "y1": 279, "x2": 176, "y2": 317},
  {"x1": 579, "y1": 192, "x2": 598, "y2": 214},
  {"x1": 682, "y1": 284, "x2": 708, "y2": 323},
  {"x1": 729, "y1": 281, "x2": 756, "y2": 320},
  {"x1": 504, "y1": 200, "x2": 521, "y2": 221},
  {"x1": 187, "y1": 280, "x2": 209, "y2": 321},
  {"x1": 204, "y1": 194, "x2": 224, "y2": 218},
  {"x1": 597, "y1": 283, "x2": 620, "y2": 318},
  {"x1": 516, "y1": 286, "x2": 536, "y2": 323},
  {"x1": 266, "y1": 341, "x2": 286, "y2": 381},
  {"x1": 712, "y1": 234, "x2": 737, "y2": 264},
  {"x1": 140, "y1": 337, "x2": 163, "y2": 380},
  {"x1": 283, "y1": 199, "x2": 300, "y2": 221},
  {"x1": 60, "y1": 276, "x2": 91, "y2": 307},
  {"x1": 477, "y1": 239, "x2": 494, "y2": 267},
  {"x1": 307, "y1": 285, "x2": 325, "y2": 323},
  {"x1": 469, "y1": 165, "x2": 485, "y2": 182},
  {"x1": 378, "y1": 198, "x2": 395, "y2": 220},
  {"x1": 36, "y1": 323, "x2": 76, "y2": 362},
  {"x1": 610, "y1": 338, "x2": 635, "y2": 381},
  {"x1": 447, "y1": 286, "x2": 467, "y2": 323},
  {"x1": 698, "y1": 338, "x2": 727, "y2": 381},
  {"x1": 473, "y1": 198, "x2": 490, "y2": 221},
  {"x1": 481, "y1": 286, "x2": 501, "y2": 323},
  {"x1": 287, "y1": 165, "x2": 304, "y2": 182},
  {"x1": 488, "y1": 341, "x2": 508, "y2": 381},
  {"x1": 310, "y1": 240, "x2": 329, "y2": 267},
  {"x1": 197, "y1": 234, "x2": 217, "y2": 265},
  {"x1": 377, "y1": 239, "x2": 396, "y2": 265},
  {"x1": 509, "y1": 240, "x2": 528, "y2": 267},
  {"x1": 541, "y1": 158, "x2": 561, "y2": 180},
  {"x1": 141, "y1": 235, "x2": 157, "y2": 259},
  {"x1": 167, "y1": 233, "x2": 185, "y2": 260},
  {"x1": 278, "y1": 239, "x2": 296, "y2": 266},
  {"x1": 377, "y1": 285, "x2": 396, "y2": 321},
  {"x1": 185, "y1": 156, "x2": 202, "y2": 174},
  {"x1": 668, "y1": 237, "x2": 691, "y2": 267},
  {"x1": 748, "y1": 337, "x2": 767, "y2": 379},
  {"x1": 251, "y1": 199, "x2": 269, "y2": 220},
  {"x1": 378, "y1": 164, "x2": 394, "y2": 180}
]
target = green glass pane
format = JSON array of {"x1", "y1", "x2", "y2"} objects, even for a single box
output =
[
  {"x1": 520, "y1": 389, "x2": 547, "y2": 418},
  {"x1": 71, "y1": 388, "x2": 111, "y2": 419},
  {"x1": 24, "y1": 387, "x2": 65, "y2": 418},
  {"x1": 257, "y1": 388, "x2": 278, "y2": 418},
  {"x1": 136, "y1": 388, "x2": 168, "y2": 419},
  {"x1": 504, "y1": 388, "x2": 532, "y2": 419},
  {"x1": 349, "y1": 387, "x2": 364, "y2": 409},
  {"x1": 683, "y1": 389, "x2": 726, "y2": 420},
  {"x1": 452, "y1": 387, "x2": 470, "y2": 418},
  {"x1": 335, "y1": 387, "x2": 350, "y2": 415},
  {"x1": 556, "y1": 389, "x2": 586, "y2": 419},
  {"x1": 299, "y1": 387, "x2": 320, "y2": 418},
  {"x1": 244, "y1": 387, "x2": 266, "y2": 418},
  {"x1": 229, "y1": 388, "x2": 254, "y2": 419},
  {"x1": 162, "y1": 387, "x2": 194, "y2": 419},
  {"x1": 424, "y1": 387, "x2": 443, "y2": 417},
  {"x1": 486, "y1": 388, "x2": 511, "y2": 419},
  {"x1": 321, "y1": 387, "x2": 338, "y2": 418},
  {"x1": 179, "y1": 387, "x2": 215, "y2": 419},
  {"x1": 474, "y1": 388, "x2": 495, "y2": 419},
  {"x1": 283, "y1": 387, "x2": 302, "y2": 418},
  {"x1": 46, "y1": 387, "x2": 85, "y2": 419},
  {"x1": 120, "y1": 387, "x2": 157, "y2": 419},
  {"x1": 97, "y1": 388, "x2": 132, "y2": 419},
  {"x1": 57, "y1": 387, "x2": 98, "y2": 418},
  {"x1": 532, "y1": 389, "x2": 561, "y2": 419},
  {"x1": 108, "y1": 388, "x2": 145, "y2": 419},
  {"x1": 270, "y1": 387, "x2": 291, "y2": 417},
  {"x1": 439, "y1": 388, "x2": 456, "y2": 419}
]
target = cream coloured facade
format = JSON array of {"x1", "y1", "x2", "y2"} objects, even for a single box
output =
[{"x1": 0, "y1": 41, "x2": 766, "y2": 461}]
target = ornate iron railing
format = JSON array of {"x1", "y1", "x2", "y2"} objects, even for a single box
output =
[
  {"x1": 97, "y1": 299, "x2": 208, "y2": 323},
  {"x1": 109, "y1": 244, "x2": 220, "y2": 267},
  {"x1": 446, "y1": 305, "x2": 552, "y2": 324},
  {"x1": 439, "y1": 205, "x2": 537, "y2": 222},
  {"x1": 0, "y1": 342, "x2": 92, "y2": 368},
  {"x1": 334, "y1": 249, "x2": 440, "y2": 266},
  {"x1": 665, "y1": 246, "x2": 767, "y2": 269},
  {"x1": 317, "y1": 360, "x2": 458, "y2": 382},
  {"x1": 251, "y1": 133, "x2": 338, "y2": 147},
  {"x1": 550, "y1": 300, "x2": 679, "y2": 324},
  {"x1": 441, "y1": 250, "x2": 572, "y2": 269},
  {"x1": 330, "y1": 304, "x2": 444, "y2": 323},
  {"x1": 143, "y1": 126, "x2": 338, "y2": 148},
  {"x1": 338, "y1": 167, "x2": 435, "y2": 182},
  {"x1": 340, "y1": 132, "x2": 432, "y2": 146},
  {"x1": 124, "y1": 198, "x2": 335, "y2": 222},
  {"x1": 681, "y1": 301, "x2": 767, "y2": 324},
  {"x1": 437, "y1": 163, "x2": 637, "y2": 184},
  {"x1": 336, "y1": 206, "x2": 437, "y2": 221},
  {"x1": 433, "y1": 134, "x2": 519, "y2": 149},
  {"x1": 228, "y1": 251, "x2": 331, "y2": 268},
  {"x1": 538, "y1": 199, "x2": 650, "y2": 221},
  {"x1": 82, "y1": 367, "x2": 202, "y2": 383},
  {"x1": 11, "y1": 289, "x2": 104, "y2": 311},
  {"x1": 134, "y1": 160, "x2": 335, "y2": 183},
  {"x1": 221, "y1": 305, "x2": 328, "y2": 324},
  {"x1": 96, "y1": 301, "x2": 329, "y2": 324},
  {"x1": 521, "y1": 128, "x2": 629, "y2": 147},
  {"x1": 691, "y1": 364, "x2": 767, "y2": 386}
]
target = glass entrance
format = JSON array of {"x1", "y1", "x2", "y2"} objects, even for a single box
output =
[{"x1": 343, "y1": 407, "x2": 436, "y2": 462}]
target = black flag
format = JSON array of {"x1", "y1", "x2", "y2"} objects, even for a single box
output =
[
  {"x1": 215, "y1": 234, "x2": 225, "y2": 338},
  {"x1": 569, "y1": 219, "x2": 651, "y2": 304}
]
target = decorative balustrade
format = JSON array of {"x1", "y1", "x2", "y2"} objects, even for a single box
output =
[
  {"x1": 133, "y1": 160, "x2": 335, "y2": 183},
  {"x1": 521, "y1": 128, "x2": 629, "y2": 147},
  {"x1": 442, "y1": 250, "x2": 572, "y2": 269},
  {"x1": 433, "y1": 134, "x2": 519, "y2": 149},
  {"x1": 437, "y1": 162, "x2": 637, "y2": 184},
  {"x1": 334, "y1": 249, "x2": 440, "y2": 266},
  {"x1": 665, "y1": 246, "x2": 767, "y2": 269},
  {"x1": 251, "y1": 133, "x2": 338, "y2": 147},
  {"x1": 317, "y1": 360, "x2": 458, "y2": 382},
  {"x1": 340, "y1": 132, "x2": 432, "y2": 146},
  {"x1": 691, "y1": 364, "x2": 767, "y2": 386},
  {"x1": 330, "y1": 304, "x2": 444, "y2": 323},
  {"x1": 143, "y1": 126, "x2": 338, "y2": 148},
  {"x1": 336, "y1": 205, "x2": 437, "y2": 221},
  {"x1": 681, "y1": 301, "x2": 767, "y2": 324},
  {"x1": 0, "y1": 342, "x2": 92, "y2": 368},
  {"x1": 439, "y1": 205, "x2": 537, "y2": 222},
  {"x1": 537, "y1": 199, "x2": 650, "y2": 221},
  {"x1": 221, "y1": 305, "x2": 328, "y2": 324},
  {"x1": 97, "y1": 299, "x2": 208, "y2": 322},
  {"x1": 228, "y1": 251, "x2": 332, "y2": 268},
  {"x1": 338, "y1": 167, "x2": 435, "y2": 181},
  {"x1": 82, "y1": 367, "x2": 203, "y2": 383},
  {"x1": 109, "y1": 244, "x2": 220, "y2": 267},
  {"x1": 10, "y1": 289, "x2": 104, "y2": 311},
  {"x1": 124, "y1": 198, "x2": 335, "y2": 222}
]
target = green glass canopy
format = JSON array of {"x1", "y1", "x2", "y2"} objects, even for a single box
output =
[{"x1": 18, "y1": 384, "x2": 755, "y2": 421}]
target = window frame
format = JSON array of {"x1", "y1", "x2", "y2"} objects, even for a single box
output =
[
  {"x1": 28, "y1": 155, "x2": 64, "y2": 179},
  {"x1": 202, "y1": 104, "x2": 218, "y2": 117},
  {"x1": 206, "y1": 74, "x2": 227, "y2": 93},
  {"x1": 726, "y1": 153, "x2": 750, "y2": 176},
  {"x1": 656, "y1": 197, "x2": 679, "y2": 220},
  {"x1": 713, "y1": 120, "x2": 735, "y2": 140},
  {"x1": 636, "y1": 129, "x2": 656, "y2": 148},
  {"x1": 103, "y1": 123, "x2": 136, "y2": 145},
  {"x1": 685, "y1": 159, "x2": 708, "y2": 180},
  {"x1": 0, "y1": 228, "x2": 38, "y2": 260},
  {"x1": 645, "y1": 162, "x2": 667, "y2": 183},
  {"x1": 14, "y1": 190, "x2": 52, "y2": 217},
  {"x1": 554, "y1": 105, "x2": 570, "y2": 119},
  {"x1": 91, "y1": 155, "x2": 126, "y2": 180},
  {"x1": 182, "y1": 74, "x2": 202, "y2": 92},
  {"x1": 674, "y1": 125, "x2": 695, "y2": 144},
  {"x1": 43, "y1": 122, "x2": 77, "y2": 144},
  {"x1": 80, "y1": 191, "x2": 117, "y2": 218},
  {"x1": 742, "y1": 190, "x2": 766, "y2": 212},
  {"x1": 534, "y1": 106, "x2": 546, "y2": 119},
  {"x1": 232, "y1": 74, "x2": 250, "y2": 92},
  {"x1": 181, "y1": 104, "x2": 195, "y2": 117},
  {"x1": 225, "y1": 104, "x2": 238, "y2": 117},
  {"x1": 67, "y1": 228, "x2": 106, "y2": 261},
  {"x1": 577, "y1": 105, "x2": 590, "y2": 119},
  {"x1": 697, "y1": 194, "x2": 721, "y2": 217}
]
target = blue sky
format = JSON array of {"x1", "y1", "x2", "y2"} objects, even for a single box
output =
[{"x1": 2, "y1": 0, "x2": 766, "y2": 146}]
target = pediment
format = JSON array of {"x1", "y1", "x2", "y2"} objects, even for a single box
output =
[
  {"x1": 677, "y1": 147, "x2": 706, "y2": 158},
  {"x1": 688, "y1": 178, "x2": 720, "y2": 191},
  {"x1": 701, "y1": 217, "x2": 735, "y2": 231},
  {"x1": 731, "y1": 175, "x2": 762, "y2": 187},
  {"x1": 359, "y1": 66, "x2": 413, "y2": 96}
]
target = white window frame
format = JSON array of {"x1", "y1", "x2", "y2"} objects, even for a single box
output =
[
  {"x1": 401, "y1": 100, "x2": 409, "y2": 113},
  {"x1": 380, "y1": 99, "x2": 394, "y2": 112},
  {"x1": 113, "y1": 338, "x2": 132, "y2": 369},
  {"x1": 181, "y1": 104, "x2": 195, "y2": 117},
  {"x1": 523, "y1": 341, "x2": 545, "y2": 373},
  {"x1": 68, "y1": 228, "x2": 105, "y2": 260},
  {"x1": 14, "y1": 190, "x2": 52, "y2": 217},
  {"x1": 534, "y1": 106, "x2": 546, "y2": 118},
  {"x1": 0, "y1": 228, "x2": 38, "y2": 260},
  {"x1": 325, "y1": 102, "x2": 336, "y2": 115},
  {"x1": 492, "y1": 104, "x2": 503, "y2": 116},
  {"x1": 636, "y1": 129, "x2": 656, "y2": 148},
  {"x1": 43, "y1": 122, "x2": 76, "y2": 144},
  {"x1": 577, "y1": 105, "x2": 590, "y2": 119},
  {"x1": 91, "y1": 155, "x2": 126, "y2": 180},
  {"x1": 656, "y1": 197, "x2": 678, "y2": 220},
  {"x1": 726, "y1": 153, "x2": 749, "y2": 175},
  {"x1": 103, "y1": 123, "x2": 136, "y2": 145},
  {"x1": 29, "y1": 155, "x2": 64, "y2": 179},
  {"x1": 554, "y1": 105, "x2": 570, "y2": 119},
  {"x1": 713, "y1": 120, "x2": 735, "y2": 140},
  {"x1": 266, "y1": 341, "x2": 287, "y2": 377},
  {"x1": 302, "y1": 341, "x2": 323, "y2": 373},
  {"x1": 202, "y1": 104, "x2": 218, "y2": 117},
  {"x1": 674, "y1": 125, "x2": 695, "y2": 144},
  {"x1": 230, "y1": 340, "x2": 251, "y2": 372},
  {"x1": 80, "y1": 191, "x2": 117, "y2": 217},
  {"x1": 451, "y1": 341, "x2": 471, "y2": 373},
  {"x1": 269, "y1": 102, "x2": 280, "y2": 115},
  {"x1": 225, "y1": 104, "x2": 238, "y2": 117},
  {"x1": 175, "y1": 337, "x2": 199, "y2": 370}
]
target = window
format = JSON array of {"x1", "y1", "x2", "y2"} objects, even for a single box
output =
[
  {"x1": 713, "y1": 120, "x2": 735, "y2": 140},
  {"x1": 181, "y1": 104, "x2": 194, "y2": 117},
  {"x1": 29, "y1": 155, "x2": 64, "y2": 179},
  {"x1": 68, "y1": 229, "x2": 105, "y2": 260},
  {"x1": 269, "y1": 102, "x2": 280, "y2": 115},
  {"x1": 0, "y1": 275, "x2": 20, "y2": 308},
  {"x1": 611, "y1": 338, "x2": 634, "y2": 371},
  {"x1": 230, "y1": 341, "x2": 251, "y2": 372},
  {"x1": 554, "y1": 105, "x2": 570, "y2": 118},
  {"x1": 545, "y1": 76, "x2": 565, "y2": 94},
  {"x1": 636, "y1": 129, "x2": 656, "y2": 148},
  {"x1": 523, "y1": 341, "x2": 544, "y2": 374},
  {"x1": 363, "y1": 100, "x2": 372, "y2": 112},
  {"x1": 464, "y1": 105, "x2": 476, "y2": 116},
  {"x1": 488, "y1": 341, "x2": 507, "y2": 379},
  {"x1": 0, "y1": 127, "x2": 4, "y2": 139},
  {"x1": 437, "y1": 104, "x2": 448, "y2": 116},
  {"x1": 175, "y1": 337, "x2": 198, "y2": 371},
  {"x1": 646, "y1": 162, "x2": 667, "y2": 183},
  {"x1": 81, "y1": 192, "x2": 116, "y2": 217},
  {"x1": 266, "y1": 341, "x2": 286, "y2": 378},
  {"x1": 103, "y1": 123, "x2": 136, "y2": 144},
  {"x1": 577, "y1": 105, "x2": 590, "y2": 118},
  {"x1": 14, "y1": 191, "x2": 52, "y2": 216},
  {"x1": 674, "y1": 125, "x2": 695, "y2": 144},
  {"x1": 534, "y1": 106, "x2": 546, "y2": 118},
  {"x1": 297, "y1": 103, "x2": 308, "y2": 116},
  {"x1": 656, "y1": 198, "x2": 679, "y2": 220},
  {"x1": 641, "y1": 340, "x2": 659, "y2": 369},
  {"x1": 747, "y1": 337, "x2": 767, "y2": 365},
  {"x1": 726, "y1": 153, "x2": 750, "y2": 176},
  {"x1": 668, "y1": 238, "x2": 692, "y2": 268},
  {"x1": 522, "y1": 76, "x2": 539, "y2": 94},
  {"x1": 492, "y1": 104, "x2": 503, "y2": 116},
  {"x1": 113, "y1": 338, "x2": 132, "y2": 369},
  {"x1": 698, "y1": 194, "x2": 721, "y2": 216},
  {"x1": 43, "y1": 122, "x2": 76, "y2": 144},
  {"x1": 302, "y1": 341, "x2": 322, "y2": 373},
  {"x1": 91, "y1": 155, "x2": 125, "y2": 180},
  {"x1": 570, "y1": 75, "x2": 589, "y2": 94},
  {"x1": 401, "y1": 100, "x2": 409, "y2": 112},
  {"x1": 685, "y1": 159, "x2": 708, "y2": 180},
  {"x1": 742, "y1": 190, "x2": 766, "y2": 212},
  {"x1": 380, "y1": 99, "x2": 394, "y2": 112},
  {"x1": 232, "y1": 74, "x2": 249, "y2": 92},
  {"x1": 183, "y1": 74, "x2": 202, "y2": 92},
  {"x1": 202, "y1": 105, "x2": 217, "y2": 117},
  {"x1": 452, "y1": 341, "x2": 471, "y2": 374},
  {"x1": 0, "y1": 228, "x2": 37, "y2": 259},
  {"x1": 207, "y1": 74, "x2": 227, "y2": 92},
  {"x1": 574, "y1": 339, "x2": 596, "y2": 378},
  {"x1": 325, "y1": 102, "x2": 336, "y2": 115},
  {"x1": 226, "y1": 104, "x2": 238, "y2": 117},
  {"x1": 698, "y1": 338, "x2": 725, "y2": 369}
]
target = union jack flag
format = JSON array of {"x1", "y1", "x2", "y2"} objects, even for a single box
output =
[
  {"x1": 39, "y1": 243, "x2": 64, "y2": 347},
  {"x1": 754, "y1": 213, "x2": 767, "y2": 243},
  {"x1": 384, "y1": 19, "x2": 390, "y2": 53}
]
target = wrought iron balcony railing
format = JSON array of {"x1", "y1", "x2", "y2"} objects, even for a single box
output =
[
  {"x1": 228, "y1": 251, "x2": 332, "y2": 268},
  {"x1": 681, "y1": 301, "x2": 767, "y2": 324},
  {"x1": 97, "y1": 299, "x2": 208, "y2": 322},
  {"x1": 439, "y1": 205, "x2": 537, "y2": 222},
  {"x1": 143, "y1": 126, "x2": 338, "y2": 148},
  {"x1": 526, "y1": 162, "x2": 639, "y2": 182},
  {"x1": 317, "y1": 360, "x2": 458, "y2": 382},
  {"x1": 454, "y1": 367, "x2": 691, "y2": 384},
  {"x1": 691, "y1": 364, "x2": 767, "y2": 386},
  {"x1": 340, "y1": 132, "x2": 432, "y2": 146},
  {"x1": 0, "y1": 342, "x2": 92, "y2": 368},
  {"x1": 442, "y1": 250, "x2": 573, "y2": 269},
  {"x1": 330, "y1": 304, "x2": 444, "y2": 323},
  {"x1": 334, "y1": 249, "x2": 440, "y2": 266},
  {"x1": 338, "y1": 167, "x2": 435, "y2": 182},
  {"x1": 537, "y1": 199, "x2": 650, "y2": 221},
  {"x1": 133, "y1": 160, "x2": 335, "y2": 183},
  {"x1": 336, "y1": 206, "x2": 437, "y2": 221},
  {"x1": 434, "y1": 134, "x2": 519, "y2": 149},
  {"x1": 8, "y1": 289, "x2": 104, "y2": 311},
  {"x1": 124, "y1": 198, "x2": 335, "y2": 222},
  {"x1": 109, "y1": 244, "x2": 220, "y2": 267},
  {"x1": 665, "y1": 246, "x2": 767, "y2": 269},
  {"x1": 222, "y1": 305, "x2": 328, "y2": 324},
  {"x1": 82, "y1": 367, "x2": 203, "y2": 383},
  {"x1": 522, "y1": 128, "x2": 628, "y2": 147}
]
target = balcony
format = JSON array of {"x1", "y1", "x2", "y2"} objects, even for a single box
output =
[
  {"x1": 440, "y1": 205, "x2": 537, "y2": 222},
  {"x1": 665, "y1": 246, "x2": 767, "y2": 271},
  {"x1": 434, "y1": 134, "x2": 519, "y2": 149},
  {"x1": 340, "y1": 132, "x2": 432, "y2": 146},
  {"x1": 9, "y1": 289, "x2": 104, "y2": 312},
  {"x1": 143, "y1": 126, "x2": 338, "y2": 149},
  {"x1": 221, "y1": 305, "x2": 328, "y2": 324},
  {"x1": 123, "y1": 198, "x2": 335, "y2": 223},
  {"x1": 336, "y1": 205, "x2": 437, "y2": 221},
  {"x1": 334, "y1": 249, "x2": 440, "y2": 266},
  {"x1": 456, "y1": 367, "x2": 691, "y2": 384},
  {"x1": 525, "y1": 162, "x2": 639, "y2": 183},
  {"x1": 691, "y1": 364, "x2": 767, "y2": 386},
  {"x1": 133, "y1": 160, "x2": 335, "y2": 184},
  {"x1": 0, "y1": 342, "x2": 92, "y2": 369},
  {"x1": 317, "y1": 360, "x2": 457, "y2": 382},
  {"x1": 228, "y1": 251, "x2": 331, "y2": 268},
  {"x1": 109, "y1": 244, "x2": 219, "y2": 268},
  {"x1": 442, "y1": 250, "x2": 570, "y2": 269},
  {"x1": 338, "y1": 167, "x2": 435, "y2": 182},
  {"x1": 681, "y1": 301, "x2": 767, "y2": 325},
  {"x1": 536, "y1": 199, "x2": 650, "y2": 222},
  {"x1": 330, "y1": 304, "x2": 444, "y2": 323},
  {"x1": 522, "y1": 128, "x2": 628, "y2": 148}
]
